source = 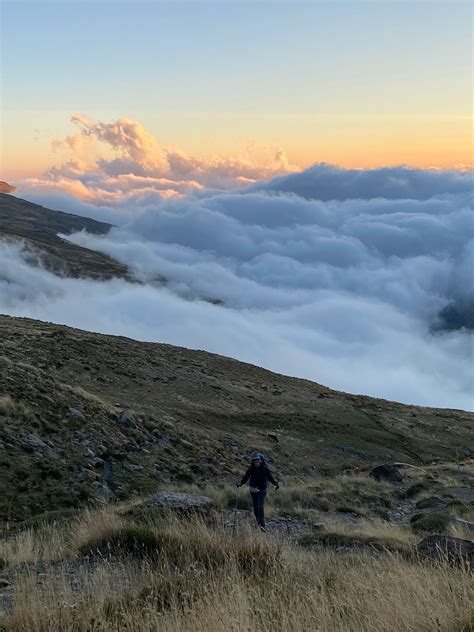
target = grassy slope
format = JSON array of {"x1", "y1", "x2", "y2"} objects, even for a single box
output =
[
  {"x1": 0, "y1": 193, "x2": 129, "y2": 280},
  {"x1": 0, "y1": 314, "x2": 472, "y2": 520}
]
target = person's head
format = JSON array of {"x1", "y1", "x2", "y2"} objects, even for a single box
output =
[{"x1": 251, "y1": 453, "x2": 263, "y2": 469}]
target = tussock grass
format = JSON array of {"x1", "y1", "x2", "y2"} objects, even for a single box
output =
[
  {"x1": 0, "y1": 505, "x2": 472, "y2": 632},
  {"x1": 0, "y1": 395, "x2": 34, "y2": 421}
]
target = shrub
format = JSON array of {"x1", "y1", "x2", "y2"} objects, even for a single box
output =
[
  {"x1": 23, "y1": 508, "x2": 81, "y2": 529},
  {"x1": 410, "y1": 512, "x2": 450, "y2": 534},
  {"x1": 235, "y1": 541, "x2": 282, "y2": 576},
  {"x1": 402, "y1": 482, "x2": 427, "y2": 499},
  {"x1": 80, "y1": 526, "x2": 163, "y2": 559},
  {"x1": 299, "y1": 532, "x2": 410, "y2": 555}
]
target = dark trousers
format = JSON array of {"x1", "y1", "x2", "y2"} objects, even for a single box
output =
[{"x1": 250, "y1": 490, "x2": 267, "y2": 527}]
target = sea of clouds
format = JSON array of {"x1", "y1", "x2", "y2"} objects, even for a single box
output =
[{"x1": 2, "y1": 115, "x2": 473, "y2": 409}]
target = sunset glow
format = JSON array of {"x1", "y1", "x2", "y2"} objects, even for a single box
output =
[{"x1": 1, "y1": 1, "x2": 472, "y2": 184}]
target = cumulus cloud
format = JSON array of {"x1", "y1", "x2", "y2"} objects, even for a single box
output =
[
  {"x1": 3, "y1": 117, "x2": 473, "y2": 409},
  {"x1": 17, "y1": 114, "x2": 295, "y2": 215}
]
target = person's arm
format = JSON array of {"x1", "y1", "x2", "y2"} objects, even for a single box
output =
[
  {"x1": 266, "y1": 468, "x2": 279, "y2": 488},
  {"x1": 238, "y1": 467, "x2": 251, "y2": 486}
]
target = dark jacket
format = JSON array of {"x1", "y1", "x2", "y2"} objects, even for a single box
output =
[{"x1": 240, "y1": 462, "x2": 278, "y2": 492}]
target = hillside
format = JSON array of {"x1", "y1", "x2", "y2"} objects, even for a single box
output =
[
  {"x1": 0, "y1": 313, "x2": 472, "y2": 521},
  {"x1": 0, "y1": 193, "x2": 129, "y2": 280}
]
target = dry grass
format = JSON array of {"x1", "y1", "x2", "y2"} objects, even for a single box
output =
[
  {"x1": 0, "y1": 395, "x2": 34, "y2": 421},
  {"x1": 0, "y1": 505, "x2": 472, "y2": 632}
]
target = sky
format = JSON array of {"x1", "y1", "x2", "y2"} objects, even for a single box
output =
[
  {"x1": 0, "y1": 1, "x2": 472, "y2": 409},
  {"x1": 1, "y1": 0, "x2": 473, "y2": 179}
]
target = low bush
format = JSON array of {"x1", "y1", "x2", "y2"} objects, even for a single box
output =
[
  {"x1": 235, "y1": 540, "x2": 282, "y2": 576},
  {"x1": 410, "y1": 512, "x2": 451, "y2": 534},
  {"x1": 80, "y1": 526, "x2": 163, "y2": 559},
  {"x1": 299, "y1": 532, "x2": 410, "y2": 555}
]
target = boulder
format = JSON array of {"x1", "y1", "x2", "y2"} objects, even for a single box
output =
[
  {"x1": 417, "y1": 535, "x2": 474, "y2": 563},
  {"x1": 117, "y1": 411, "x2": 136, "y2": 427},
  {"x1": 370, "y1": 463, "x2": 403, "y2": 483},
  {"x1": 91, "y1": 483, "x2": 114, "y2": 503},
  {"x1": 145, "y1": 491, "x2": 213, "y2": 512}
]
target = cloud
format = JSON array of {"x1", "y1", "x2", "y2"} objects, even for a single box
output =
[
  {"x1": 0, "y1": 241, "x2": 472, "y2": 410},
  {"x1": 3, "y1": 117, "x2": 473, "y2": 409},
  {"x1": 249, "y1": 162, "x2": 474, "y2": 201},
  {"x1": 17, "y1": 114, "x2": 296, "y2": 213}
]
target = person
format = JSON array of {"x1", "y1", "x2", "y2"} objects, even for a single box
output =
[{"x1": 237, "y1": 453, "x2": 279, "y2": 531}]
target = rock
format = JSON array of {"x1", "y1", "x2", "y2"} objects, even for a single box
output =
[
  {"x1": 0, "y1": 578, "x2": 11, "y2": 589},
  {"x1": 117, "y1": 411, "x2": 135, "y2": 427},
  {"x1": 152, "y1": 433, "x2": 170, "y2": 448},
  {"x1": 443, "y1": 487, "x2": 474, "y2": 503},
  {"x1": 21, "y1": 433, "x2": 55, "y2": 454},
  {"x1": 89, "y1": 457, "x2": 105, "y2": 468},
  {"x1": 311, "y1": 523, "x2": 325, "y2": 532},
  {"x1": 267, "y1": 433, "x2": 279, "y2": 443},
  {"x1": 81, "y1": 468, "x2": 100, "y2": 482},
  {"x1": 125, "y1": 463, "x2": 144, "y2": 471},
  {"x1": 145, "y1": 491, "x2": 213, "y2": 511},
  {"x1": 417, "y1": 535, "x2": 474, "y2": 563},
  {"x1": 69, "y1": 407, "x2": 85, "y2": 419},
  {"x1": 416, "y1": 496, "x2": 446, "y2": 510},
  {"x1": 370, "y1": 463, "x2": 403, "y2": 483},
  {"x1": 91, "y1": 483, "x2": 114, "y2": 503},
  {"x1": 266, "y1": 516, "x2": 305, "y2": 536}
]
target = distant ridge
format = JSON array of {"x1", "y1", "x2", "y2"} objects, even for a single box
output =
[{"x1": 0, "y1": 193, "x2": 130, "y2": 280}]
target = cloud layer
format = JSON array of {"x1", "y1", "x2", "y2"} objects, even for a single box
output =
[{"x1": 3, "y1": 116, "x2": 474, "y2": 410}]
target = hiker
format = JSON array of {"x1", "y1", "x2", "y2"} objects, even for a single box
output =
[{"x1": 237, "y1": 453, "x2": 279, "y2": 531}]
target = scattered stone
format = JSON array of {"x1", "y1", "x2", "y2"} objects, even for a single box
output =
[
  {"x1": 417, "y1": 535, "x2": 474, "y2": 563},
  {"x1": 125, "y1": 463, "x2": 144, "y2": 471},
  {"x1": 144, "y1": 491, "x2": 213, "y2": 511},
  {"x1": 69, "y1": 407, "x2": 85, "y2": 419},
  {"x1": 152, "y1": 433, "x2": 170, "y2": 448},
  {"x1": 21, "y1": 433, "x2": 55, "y2": 454},
  {"x1": 81, "y1": 468, "x2": 100, "y2": 482},
  {"x1": 89, "y1": 457, "x2": 105, "y2": 468},
  {"x1": 117, "y1": 411, "x2": 135, "y2": 427},
  {"x1": 91, "y1": 483, "x2": 114, "y2": 503},
  {"x1": 370, "y1": 463, "x2": 403, "y2": 483},
  {"x1": 266, "y1": 516, "x2": 305, "y2": 536},
  {"x1": 311, "y1": 523, "x2": 325, "y2": 532}
]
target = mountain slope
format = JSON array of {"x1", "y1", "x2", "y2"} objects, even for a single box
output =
[
  {"x1": 0, "y1": 193, "x2": 129, "y2": 280},
  {"x1": 0, "y1": 314, "x2": 472, "y2": 521}
]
